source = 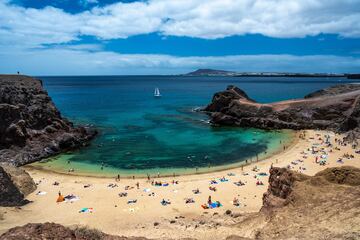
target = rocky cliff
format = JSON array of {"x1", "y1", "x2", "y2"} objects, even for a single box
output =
[
  {"x1": 231, "y1": 166, "x2": 360, "y2": 239},
  {"x1": 0, "y1": 75, "x2": 97, "y2": 166},
  {"x1": 204, "y1": 84, "x2": 360, "y2": 134},
  {"x1": 0, "y1": 223, "x2": 149, "y2": 240},
  {"x1": 0, "y1": 163, "x2": 36, "y2": 206}
]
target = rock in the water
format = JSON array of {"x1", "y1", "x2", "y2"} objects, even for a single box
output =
[
  {"x1": 0, "y1": 75, "x2": 97, "y2": 166},
  {"x1": 204, "y1": 84, "x2": 360, "y2": 134}
]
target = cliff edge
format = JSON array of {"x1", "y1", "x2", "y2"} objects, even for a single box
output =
[
  {"x1": 232, "y1": 166, "x2": 360, "y2": 239},
  {"x1": 0, "y1": 75, "x2": 97, "y2": 166},
  {"x1": 205, "y1": 84, "x2": 360, "y2": 134}
]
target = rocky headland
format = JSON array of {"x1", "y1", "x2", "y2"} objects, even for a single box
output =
[
  {"x1": 204, "y1": 84, "x2": 360, "y2": 136},
  {"x1": 0, "y1": 75, "x2": 97, "y2": 166}
]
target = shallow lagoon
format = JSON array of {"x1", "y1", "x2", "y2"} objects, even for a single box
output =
[{"x1": 32, "y1": 76, "x2": 352, "y2": 176}]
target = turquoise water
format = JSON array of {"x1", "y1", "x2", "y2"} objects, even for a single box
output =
[{"x1": 33, "y1": 76, "x2": 357, "y2": 176}]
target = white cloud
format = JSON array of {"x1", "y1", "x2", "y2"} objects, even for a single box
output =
[
  {"x1": 0, "y1": 0, "x2": 360, "y2": 50},
  {"x1": 1, "y1": 46, "x2": 359, "y2": 75},
  {"x1": 0, "y1": 0, "x2": 359, "y2": 75}
]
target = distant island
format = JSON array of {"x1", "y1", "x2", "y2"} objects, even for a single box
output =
[{"x1": 184, "y1": 68, "x2": 360, "y2": 79}]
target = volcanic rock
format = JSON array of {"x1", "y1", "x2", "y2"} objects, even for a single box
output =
[
  {"x1": 0, "y1": 165, "x2": 29, "y2": 207},
  {"x1": 237, "y1": 166, "x2": 360, "y2": 239},
  {"x1": 0, "y1": 75, "x2": 97, "y2": 166},
  {"x1": 204, "y1": 84, "x2": 360, "y2": 133},
  {"x1": 0, "y1": 222, "x2": 149, "y2": 240}
]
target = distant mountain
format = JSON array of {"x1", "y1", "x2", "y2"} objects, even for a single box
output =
[
  {"x1": 346, "y1": 74, "x2": 360, "y2": 79},
  {"x1": 184, "y1": 69, "x2": 237, "y2": 76},
  {"x1": 183, "y1": 68, "x2": 349, "y2": 78}
]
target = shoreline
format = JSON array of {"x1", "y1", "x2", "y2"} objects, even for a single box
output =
[
  {"x1": 2, "y1": 129, "x2": 359, "y2": 239},
  {"x1": 25, "y1": 130, "x2": 298, "y2": 179}
]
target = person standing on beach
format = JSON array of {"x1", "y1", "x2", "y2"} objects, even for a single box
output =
[{"x1": 208, "y1": 196, "x2": 212, "y2": 205}]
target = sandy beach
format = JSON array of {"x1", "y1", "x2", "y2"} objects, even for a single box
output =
[{"x1": 1, "y1": 130, "x2": 359, "y2": 239}]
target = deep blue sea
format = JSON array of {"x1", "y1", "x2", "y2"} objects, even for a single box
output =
[{"x1": 33, "y1": 76, "x2": 359, "y2": 176}]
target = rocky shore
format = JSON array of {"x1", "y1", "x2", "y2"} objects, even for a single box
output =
[
  {"x1": 0, "y1": 75, "x2": 97, "y2": 166},
  {"x1": 204, "y1": 84, "x2": 360, "y2": 135}
]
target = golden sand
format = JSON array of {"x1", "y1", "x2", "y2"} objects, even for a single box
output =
[{"x1": 1, "y1": 130, "x2": 359, "y2": 239}]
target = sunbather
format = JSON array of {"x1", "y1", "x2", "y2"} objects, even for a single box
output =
[
  {"x1": 127, "y1": 199, "x2": 137, "y2": 204},
  {"x1": 209, "y1": 186, "x2": 217, "y2": 192},
  {"x1": 232, "y1": 197, "x2": 240, "y2": 206},
  {"x1": 192, "y1": 188, "x2": 200, "y2": 194},
  {"x1": 161, "y1": 199, "x2": 171, "y2": 206}
]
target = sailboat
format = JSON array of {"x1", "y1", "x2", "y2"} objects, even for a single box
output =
[{"x1": 154, "y1": 87, "x2": 161, "y2": 97}]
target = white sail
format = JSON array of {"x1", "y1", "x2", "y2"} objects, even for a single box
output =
[{"x1": 154, "y1": 87, "x2": 161, "y2": 97}]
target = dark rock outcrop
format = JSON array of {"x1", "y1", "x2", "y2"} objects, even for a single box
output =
[
  {"x1": 230, "y1": 167, "x2": 360, "y2": 239},
  {"x1": 0, "y1": 223, "x2": 149, "y2": 240},
  {"x1": 204, "y1": 84, "x2": 360, "y2": 134},
  {"x1": 0, "y1": 163, "x2": 36, "y2": 206},
  {"x1": 249, "y1": 166, "x2": 360, "y2": 239},
  {"x1": 0, "y1": 165, "x2": 29, "y2": 206},
  {"x1": 0, "y1": 163, "x2": 36, "y2": 197},
  {"x1": 261, "y1": 166, "x2": 360, "y2": 212},
  {"x1": 0, "y1": 75, "x2": 97, "y2": 166}
]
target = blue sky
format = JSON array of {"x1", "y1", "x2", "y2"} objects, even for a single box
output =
[{"x1": 0, "y1": 0, "x2": 360, "y2": 75}]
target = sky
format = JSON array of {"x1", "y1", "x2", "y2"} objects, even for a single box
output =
[{"x1": 0, "y1": 0, "x2": 360, "y2": 75}]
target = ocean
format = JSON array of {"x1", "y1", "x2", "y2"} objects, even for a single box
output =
[{"x1": 32, "y1": 76, "x2": 358, "y2": 176}]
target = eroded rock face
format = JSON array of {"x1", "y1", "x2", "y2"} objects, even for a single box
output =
[
  {"x1": 252, "y1": 166, "x2": 360, "y2": 239},
  {"x1": 0, "y1": 223, "x2": 149, "y2": 240},
  {"x1": 261, "y1": 167, "x2": 309, "y2": 210},
  {"x1": 0, "y1": 165, "x2": 28, "y2": 207},
  {"x1": 0, "y1": 75, "x2": 97, "y2": 166},
  {"x1": 0, "y1": 163, "x2": 36, "y2": 206},
  {"x1": 0, "y1": 163, "x2": 36, "y2": 197},
  {"x1": 204, "y1": 84, "x2": 360, "y2": 133}
]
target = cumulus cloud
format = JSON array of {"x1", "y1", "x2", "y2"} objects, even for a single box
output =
[
  {"x1": 1, "y1": 0, "x2": 359, "y2": 74},
  {"x1": 0, "y1": 0, "x2": 360, "y2": 50}
]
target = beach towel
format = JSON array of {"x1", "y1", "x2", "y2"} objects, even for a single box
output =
[
  {"x1": 234, "y1": 182, "x2": 245, "y2": 186},
  {"x1": 202, "y1": 202, "x2": 222, "y2": 209},
  {"x1": 79, "y1": 207, "x2": 93, "y2": 213},
  {"x1": 65, "y1": 195, "x2": 80, "y2": 203},
  {"x1": 220, "y1": 179, "x2": 228, "y2": 182},
  {"x1": 144, "y1": 188, "x2": 151, "y2": 192},
  {"x1": 36, "y1": 191, "x2": 47, "y2": 196}
]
